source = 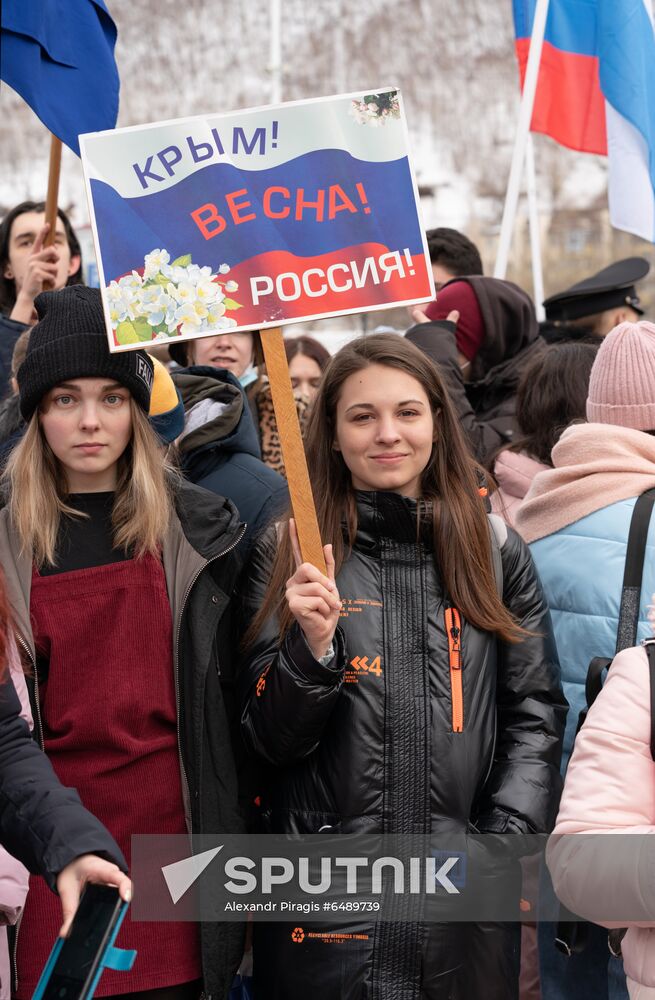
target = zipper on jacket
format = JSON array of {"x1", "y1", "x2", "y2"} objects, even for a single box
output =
[
  {"x1": 14, "y1": 629, "x2": 44, "y2": 749},
  {"x1": 10, "y1": 912, "x2": 22, "y2": 993},
  {"x1": 445, "y1": 607, "x2": 463, "y2": 733},
  {"x1": 173, "y1": 524, "x2": 246, "y2": 829}
]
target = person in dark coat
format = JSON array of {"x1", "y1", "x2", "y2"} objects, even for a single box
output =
[
  {"x1": 0, "y1": 201, "x2": 82, "y2": 398},
  {"x1": 0, "y1": 670, "x2": 131, "y2": 933},
  {"x1": 171, "y1": 365, "x2": 289, "y2": 556},
  {"x1": 240, "y1": 334, "x2": 567, "y2": 1000},
  {"x1": 169, "y1": 333, "x2": 308, "y2": 476},
  {"x1": 406, "y1": 276, "x2": 546, "y2": 466}
]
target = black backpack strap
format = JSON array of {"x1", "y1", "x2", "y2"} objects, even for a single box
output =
[
  {"x1": 585, "y1": 656, "x2": 612, "y2": 712},
  {"x1": 581, "y1": 488, "x2": 655, "y2": 727},
  {"x1": 615, "y1": 488, "x2": 655, "y2": 654},
  {"x1": 575, "y1": 655, "x2": 610, "y2": 737}
]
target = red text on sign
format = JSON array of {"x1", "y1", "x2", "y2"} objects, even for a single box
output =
[{"x1": 190, "y1": 182, "x2": 371, "y2": 240}]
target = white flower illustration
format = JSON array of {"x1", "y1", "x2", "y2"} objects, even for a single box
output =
[
  {"x1": 143, "y1": 248, "x2": 170, "y2": 279},
  {"x1": 108, "y1": 250, "x2": 242, "y2": 346}
]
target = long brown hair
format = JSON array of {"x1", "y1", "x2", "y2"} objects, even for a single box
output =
[{"x1": 249, "y1": 333, "x2": 523, "y2": 644}]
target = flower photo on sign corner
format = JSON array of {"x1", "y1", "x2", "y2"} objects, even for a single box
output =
[
  {"x1": 106, "y1": 249, "x2": 242, "y2": 346},
  {"x1": 349, "y1": 90, "x2": 401, "y2": 127}
]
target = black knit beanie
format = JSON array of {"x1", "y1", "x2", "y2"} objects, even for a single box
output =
[{"x1": 18, "y1": 286, "x2": 154, "y2": 420}]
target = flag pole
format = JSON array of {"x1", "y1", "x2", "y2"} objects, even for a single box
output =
[
  {"x1": 494, "y1": 0, "x2": 550, "y2": 279},
  {"x1": 525, "y1": 133, "x2": 546, "y2": 319},
  {"x1": 269, "y1": 0, "x2": 282, "y2": 103},
  {"x1": 260, "y1": 327, "x2": 327, "y2": 574},
  {"x1": 44, "y1": 134, "x2": 62, "y2": 250}
]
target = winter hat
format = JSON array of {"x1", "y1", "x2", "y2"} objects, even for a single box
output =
[
  {"x1": 425, "y1": 280, "x2": 485, "y2": 361},
  {"x1": 148, "y1": 356, "x2": 185, "y2": 444},
  {"x1": 18, "y1": 286, "x2": 154, "y2": 421},
  {"x1": 586, "y1": 321, "x2": 655, "y2": 429}
]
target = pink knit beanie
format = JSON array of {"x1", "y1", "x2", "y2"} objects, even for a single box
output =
[{"x1": 586, "y1": 321, "x2": 655, "y2": 429}]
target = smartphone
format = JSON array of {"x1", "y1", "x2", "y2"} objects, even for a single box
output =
[{"x1": 34, "y1": 884, "x2": 128, "y2": 1000}]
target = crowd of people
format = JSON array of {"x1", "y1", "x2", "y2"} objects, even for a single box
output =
[{"x1": 0, "y1": 201, "x2": 653, "y2": 1000}]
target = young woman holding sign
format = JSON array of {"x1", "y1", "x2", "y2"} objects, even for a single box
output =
[
  {"x1": 1, "y1": 285, "x2": 245, "y2": 1000},
  {"x1": 240, "y1": 334, "x2": 567, "y2": 1000}
]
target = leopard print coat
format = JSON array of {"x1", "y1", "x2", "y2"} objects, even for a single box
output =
[{"x1": 248, "y1": 377, "x2": 309, "y2": 478}]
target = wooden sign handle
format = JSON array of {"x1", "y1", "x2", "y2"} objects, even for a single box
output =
[
  {"x1": 260, "y1": 328, "x2": 327, "y2": 574},
  {"x1": 44, "y1": 135, "x2": 62, "y2": 250}
]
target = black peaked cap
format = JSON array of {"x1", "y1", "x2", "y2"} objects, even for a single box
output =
[{"x1": 543, "y1": 257, "x2": 650, "y2": 322}]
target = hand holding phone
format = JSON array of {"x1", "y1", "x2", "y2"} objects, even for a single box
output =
[{"x1": 56, "y1": 855, "x2": 132, "y2": 937}]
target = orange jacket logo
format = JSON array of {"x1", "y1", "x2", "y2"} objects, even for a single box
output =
[
  {"x1": 351, "y1": 655, "x2": 382, "y2": 676},
  {"x1": 256, "y1": 665, "x2": 270, "y2": 697},
  {"x1": 291, "y1": 927, "x2": 305, "y2": 943},
  {"x1": 345, "y1": 655, "x2": 383, "y2": 683}
]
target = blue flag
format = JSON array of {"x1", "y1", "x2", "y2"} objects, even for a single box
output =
[{"x1": 0, "y1": 0, "x2": 119, "y2": 156}]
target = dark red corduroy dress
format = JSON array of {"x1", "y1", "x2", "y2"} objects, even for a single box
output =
[{"x1": 15, "y1": 554, "x2": 201, "y2": 998}]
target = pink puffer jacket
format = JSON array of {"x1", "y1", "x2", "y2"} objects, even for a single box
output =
[
  {"x1": 0, "y1": 636, "x2": 32, "y2": 999},
  {"x1": 490, "y1": 450, "x2": 547, "y2": 528},
  {"x1": 547, "y1": 643, "x2": 655, "y2": 998}
]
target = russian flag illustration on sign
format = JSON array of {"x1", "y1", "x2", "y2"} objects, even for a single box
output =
[{"x1": 80, "y1": 89, "x2": 434, "y2": 353}]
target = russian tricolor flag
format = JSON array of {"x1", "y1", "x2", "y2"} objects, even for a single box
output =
[{"x1": 513, "y1": 0, "x2": 655, "y2": 242}]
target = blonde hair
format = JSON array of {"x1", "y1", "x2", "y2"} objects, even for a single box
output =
[{"x1": 4, "y1": 400, "x2": 176, "y2": 567}]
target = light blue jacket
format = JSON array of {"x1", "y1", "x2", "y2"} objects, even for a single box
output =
[{"x1": 530, "y1": 496, "x2": 655, "y2": 770}]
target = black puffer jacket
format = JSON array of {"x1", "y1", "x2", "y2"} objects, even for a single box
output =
[
  {"x1": 240, "y1": 492, "x2": 567, "y2": 1000},
  {"x1": 406, "y1": 277, "x2": 546, "y2": 465}
]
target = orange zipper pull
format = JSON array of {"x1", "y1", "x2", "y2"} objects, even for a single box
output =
[{"x1": 445, "y1": 607, "x2": 463, "y2": 732}]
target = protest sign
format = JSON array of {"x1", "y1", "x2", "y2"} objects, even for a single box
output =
[{"x1": 80, "y1": 89, "x2": 434, "y2": 353}]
